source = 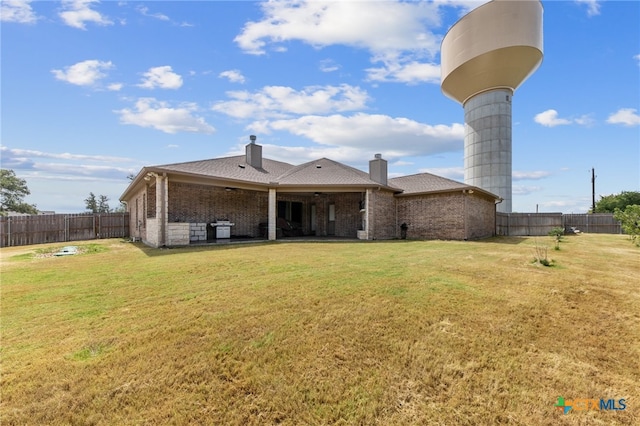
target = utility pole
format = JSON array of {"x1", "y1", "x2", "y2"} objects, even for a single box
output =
[{"x1": 591, "y1": 168, "x2": 596, "y2": 213}]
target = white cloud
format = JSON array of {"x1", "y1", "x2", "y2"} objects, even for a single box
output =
[
  {"x1": 235, "y1": 1, "x2": 442, "y2": 56},
  {"x1": 107, "y1": 82, "x2": 123, "y2": 91},
  {"x1": 512, "y1": 185, "x2": 543, "y2": 196},
  {"x1": 212, "y1": 84, "x2": 370, "y2": 119},
  {"x1": 59, "y1": 0, "x2": 113, "y2": 30},
  {"x1": 574, "y1": 114, "x2": 595, "y2": 127},
  {"x1": 606, "y1": 108, "x2": 640, "y2": 127},
  {"x1": 0, "y1": 146, "x2": 139, "y2": 182},
  {"x1": 366, "y1": 59, "x2": 440, "y2": 84},
  {"x1": 135, "y1": 5, "x2": 192, "y2": 26},
  {"x1": 115, "y1": 97, "x2": 215, "y2": 134},
  {"x1": 534, "y1": 109, "x2": 572, "y2": 127},
  {"x1": 512, "y1": 171, "x2": 552, "y2": 181},
  {"x1": 138, "y1": 66, "x2": 183, "y2": 90},
  {"x1": 51, "y1": 59, "x2": 113, "y2": 86},
  {"x1": 136, "y1": 5, "x2": 169, "y2": 21},
  {"x1": 248, "y1": 113, "x2": 464, "y2": 158},
  {"x1": 1, "y1": 146, "x2": 136, "y2": 164},
  {"x1": 219, "y1": 70, "x2": 246, "y2": 84},
  {"x1": 233, "y1": 1, "x2": 486, "y2": 86},
  {"x1": 319, "y1": 59, "x2": 340, "y2": 73},
  {"x1": 635, "y1": 54, "x2": 640, "y2": 67},
  {"x1": 575, "y1": 0, "x2": 601, "y2": 17},
  {"x1": 1, "y1": 0, "x2": 37, "y2": 23}
]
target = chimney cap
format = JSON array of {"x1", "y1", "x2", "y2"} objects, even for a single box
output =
[
  {"x1": 249, "y1": 135, "x2": 257, "y2": 143},
  {"x1": 374, "y1": 153, "x2": 382, "y2": 159}
]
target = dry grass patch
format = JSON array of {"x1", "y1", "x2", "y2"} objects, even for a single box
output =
[{"x1": 1, "y1": 235, "x2": 638, "y2": 425}]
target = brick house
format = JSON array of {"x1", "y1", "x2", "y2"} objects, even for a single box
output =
[{"x1": 120, "y1": 138, "x2": 499, "y2": 247}]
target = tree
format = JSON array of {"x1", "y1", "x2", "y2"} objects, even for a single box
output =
[
  {"x1": 85, "y1": 192, "x2": 98, "y2": 213},
  {"x1": 97, "y1": 195, "x2": 111, "y2": 213},
  {"x1": 614, "y1": 205, "x2": 640, "y2": 246},
  {"x1": 85, "y1": 193, "x2": 111, "y2": 213},
  {"x1": 112, "y1": 202, "x2": 127, "y2": 213},
  {"x1": 0, "y1": 169, "x2": 38, "y2": 215},
  {"x1": 594, "y1": 191, "x2": 640, "y2": 213}
]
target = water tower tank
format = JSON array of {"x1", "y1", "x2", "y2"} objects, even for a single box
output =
[{"x1": 441, "y1": 0, "x2": 543, "y2": 213}]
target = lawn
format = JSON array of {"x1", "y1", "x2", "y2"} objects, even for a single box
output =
[{"x1": 1, "y1": 234, "x2": 638, "y2": 425}]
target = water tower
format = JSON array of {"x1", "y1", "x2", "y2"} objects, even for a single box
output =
[{"x1": 441, "y1": 0, "x2": 543, "y2": 213}]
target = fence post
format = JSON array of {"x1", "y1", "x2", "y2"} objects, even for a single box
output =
[{"x1": 8, "y1": 217, "x2": 11, "y2": 247}]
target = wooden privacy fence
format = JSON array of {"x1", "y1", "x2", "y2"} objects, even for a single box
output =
[
  {"x1": 0, "y1": 213, "x2": 129, "y2": 247},
  {"x1": 563, "y1": 213, "x2": 622, "y2": 234},
  {"x1": 496, "y1": 213, "x2": 563, "y2": 236},
  {"x1": 496, "y1": 213, "x2": 621, "y2": 236}
]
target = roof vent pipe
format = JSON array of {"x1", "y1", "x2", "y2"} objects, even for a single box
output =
[
  {"x1": 369, "y1": 154, "x2": 387, "y2": 186},
  {"x1": 246, "y1": 135, "x2": 262, "y2": 168}
]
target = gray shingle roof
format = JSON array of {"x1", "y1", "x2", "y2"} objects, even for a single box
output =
[
  {"x1": 276, "y1": 158, "x2": 386, "y2": 186},
  {"x1": 389, "y1": 172, "x2": 469, "y2": 195},
  {"x1": 122, "y1": 148, "x2": 497, "y2": 201},
  {"x1": 148, "y1": 155, "x2": 398, "y2": 189},
  {"x1": 152, "y1": 155, "x2": 295, "y2": 184}
]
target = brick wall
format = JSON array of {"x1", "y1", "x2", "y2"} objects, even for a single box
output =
[
  {"x1": 128, "y1": 179, "x2": 495, "y2": 244},
  {"x1": 167, "y1": 182, "x2": 365, "y2": 239},
  {"x1": 397, "y1": 192, "x2": 495, "y2": 240},
  {"x1": 330, "y1": 193, "x2": 362, "y2": 238},
  {"x1": 368, "y1": 189, "x2": 397, "y2": 240},
  {"x1": 126, "y1": 185, "x2": 148, "y2": 241},
  {"x1": 397, "y1": 192, "x2": 466, "y2": 240},
  {"x1": 465, "y1": 193, "x2": 496, "y2": 239},
  {"x1": 168, "y1": 182, "x2": 268, "y2": 237}
]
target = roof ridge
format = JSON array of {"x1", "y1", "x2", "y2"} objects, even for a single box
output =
[
  {"x1": 276, "y1": 157, "x2": 372, "y2": 182},
  {"x1": 152, "y1": 154, "x2": 245, "y2": 169},
  {"x1": 152, "y1": 155, "x2": 295, "y2": 170},
  {"x1": 390, "y1": 171, "x2": 467, "y2": 186}
]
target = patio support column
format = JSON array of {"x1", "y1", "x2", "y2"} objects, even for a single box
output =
[
  {"x1": 156, "y1": 173, "x2": 168, "y2": 247},
  {"x1": 268, "y1": 188, "x2": 277, "y2": 240}
]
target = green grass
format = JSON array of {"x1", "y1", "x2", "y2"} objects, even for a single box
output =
[{"x1": 1, "y1": 235, "x2": 639, "y2": 425}]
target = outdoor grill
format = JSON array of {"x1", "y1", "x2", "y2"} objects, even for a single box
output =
[{"x1": 211, "y1": 220, "x2": 234, "y2": 239}]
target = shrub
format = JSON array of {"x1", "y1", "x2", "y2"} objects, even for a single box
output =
[
  {"x1": 614, "y1": 205, "x2": 640, "y2": 246},
  {"x1": 533, "y1": 239, "x2": 553, "y2": 266},
  {"x1": 548, "y1": 227, "x2": 564, "y2": 250}
]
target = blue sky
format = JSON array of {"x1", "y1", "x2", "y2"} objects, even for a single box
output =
[{"x1": 1, "y1": 0, "x2": 638, "y2": 213}]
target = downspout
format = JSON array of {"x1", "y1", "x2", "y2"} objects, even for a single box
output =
[
  {"x1": 395, "y1": 192, "x2": 398, "y2": 239},
  {"x1": 464, "y1": 190, "x2": 469, "y2": 240},
  {"x1": 495, "y1": 198, "x2": 504, "y2": 236},
  {"x1": 366, "y1": 188, "x2": 372, "y2": 240}
]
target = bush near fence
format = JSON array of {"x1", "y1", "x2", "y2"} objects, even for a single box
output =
[
  {"x1": 0, "y1": 213, "x2": 129, "y2": 247},
  {"x1": 496, "y1": 213, "x2": 621, "y2": 236}
]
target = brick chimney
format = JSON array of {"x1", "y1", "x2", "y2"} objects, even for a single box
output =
[
  {"x1": 246, "y1": 135, "x2": 262, "y2": 169},
  {"x1": 369, "y1": 153, "x2": 387, "y2": 185}
]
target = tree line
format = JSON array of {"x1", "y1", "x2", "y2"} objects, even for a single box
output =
[{"x1": 1, "y1": 169, "x2": 124, "y2": 215}]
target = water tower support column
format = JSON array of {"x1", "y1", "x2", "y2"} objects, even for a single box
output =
[{"x1": 464, "y1": 89, "x2": 512, "y2": 213}]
